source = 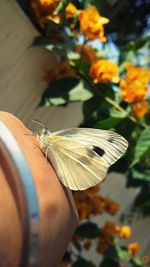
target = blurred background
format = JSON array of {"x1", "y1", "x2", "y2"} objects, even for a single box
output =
[{"x1": 0, "y1": 1, "x2": 150, "y2": 266}]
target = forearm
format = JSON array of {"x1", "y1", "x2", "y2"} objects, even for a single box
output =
[{"x1": 0, "y1": 112, "x2": 78, "y2": 267}]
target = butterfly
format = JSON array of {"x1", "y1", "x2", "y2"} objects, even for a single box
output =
[{"x1": 36, "y1": 124, "x2": 128, "y2": 191}]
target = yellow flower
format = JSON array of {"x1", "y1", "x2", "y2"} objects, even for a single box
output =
[
  {"x1": 65, "y1": 3, "x2": 79, "y2": 19},
  {"x1": 120, "y1": 63, "x2": 150, "y2": 103},
  {"x1": 78, "y1": 6, "x2": 109, "y2": 42},
  {"x1": 30, "y1": 0, "x2": 60, "y2": 27},
  {"x1": 117, "y1": 226, "x2": 132, "y2": 239},
  {"x1": 128, "y1": 242, "x2": 140, "y2": 255},
  {"x1": 89, "y1": 59, "x2": 120, "y2": 84},
  {"x1": 132, "y1": 100, "x2": 149, "y2": 118}
]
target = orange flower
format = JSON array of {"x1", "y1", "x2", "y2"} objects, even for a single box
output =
[
  {"x1": 120, "y1": 63, "x2": 150, "y2": 103},
  {"x1": 83, "y1": 239, "x2": 92, "y2": 250},
  {"x1": 75, "y1": 45, "x2": 98, "y2": 64},
  {"x1": 89, "y1": 59, "x2": 120, "y2": 84},
  {"x1": 103, "y1": 197, "x2": 119, "y2": 215},
  {"x1": 117, "y1": 226, "x2": 132, "y2": 239},
  {"x1": 65, "y1": 3, "x2": 79, "y2": 19},
  {"x1": 97, "y1": 238, "x2": 108, "y2": 254},
  {"x1": 43, "y1": 60, "x2": 76, "y2": 83},
  {"x1": 73, "y1": 185, "x2": 108, "y2": 218},
  {"x1": 59, "y1": 260, "x2": 70, "y2": 267},
  {"x1": 73, "y1": 186, "x2": 105, "y2": 219},
  {"x1": 90, "y1": 195, "x2": 106, "y2": 215},
  {"x1": 76, "y1": 202, "x2": 91, "y2": 220},
  {"x1": 86, "y1": 184, "x2": 101, "y2": 195},
  {"x1": 30, "y1": 0, "x2": 60, "y2": 27},
  {"x1": 132, "y1": 100, "x2": 149, "y2": 118},
  {"x1": 97, "y1": 221, "x2": 118, "y2": 254},
  {"x1": 143, "y1": 255, "x2": 149, "y2": 264},
  {"x1": 73, "y1": 186, "x2": 120, "y2": 220},
  {"x1": 128, "y1": 242, "x2": 140, "y2": 255},
  {"x1": 71, "y1": 234, "x2": 83, "y2": 245},
  {"x1": 101, "y1": 221, "x2": 118, "y2": 237},
  {"x1": 78, "y1": 6, "x2": 109, "y2": 42}
]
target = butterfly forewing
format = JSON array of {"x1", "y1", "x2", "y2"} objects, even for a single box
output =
[{"x1": 50, "y1": 128, "x2": 128, "y2": 167}]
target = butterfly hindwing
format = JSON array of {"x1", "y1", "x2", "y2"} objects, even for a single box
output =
[{"x1": 44, "y1": 138, "x2": 107, "y2": 190}]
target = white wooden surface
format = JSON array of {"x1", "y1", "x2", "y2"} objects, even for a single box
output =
[{"x1": 0, "y1": 0, "x2": 82, "y2": 132}]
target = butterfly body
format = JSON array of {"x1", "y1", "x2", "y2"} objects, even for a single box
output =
[{"x1": 37, "y1": 128, "x2": 128, "y2": 191}]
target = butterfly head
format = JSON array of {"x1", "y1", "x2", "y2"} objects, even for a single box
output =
[{"x1": 36, "y1": 127, "x2": 51, "y2": 148}]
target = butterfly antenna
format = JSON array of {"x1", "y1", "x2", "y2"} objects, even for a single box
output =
[{"x1": 32, "y1": 119, "x2": 46, "y2": 128}]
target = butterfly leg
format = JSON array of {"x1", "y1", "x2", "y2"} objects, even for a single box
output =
[{"x1": 44, "y1": 146, "x2": 50, "y2": 163}]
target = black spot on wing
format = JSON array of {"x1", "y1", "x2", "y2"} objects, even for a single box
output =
[{"x1": 93, "y1": 146, "x2": 105, "y2": 157}]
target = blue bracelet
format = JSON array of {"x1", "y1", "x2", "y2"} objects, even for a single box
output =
[{"x1": 0, "y1": 122, "x2": 40, "y2": 267}]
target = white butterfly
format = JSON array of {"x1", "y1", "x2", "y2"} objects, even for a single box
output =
[{"x1": 37, "y1": 126, "x2": 128, "y2": 191}]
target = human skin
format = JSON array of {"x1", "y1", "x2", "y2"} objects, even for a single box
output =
[{"x1": 0, "y1": 112, "x2": 78, "y2": 267}]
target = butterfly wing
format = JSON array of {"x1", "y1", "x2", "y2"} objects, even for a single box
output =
[
  {"x1": 50, "y1": 128, "x2": 128, "y2": 167},
  {"x1": 44, "y1": 138, "x2": 107, "y2": 190}
]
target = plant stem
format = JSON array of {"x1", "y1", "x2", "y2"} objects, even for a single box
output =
[
  {"x1": 105, "y1": 96, "x2": 137, "y2": 123},
  {"x1": 76, "y1": 69, "x2": 138, "y2": 123}
]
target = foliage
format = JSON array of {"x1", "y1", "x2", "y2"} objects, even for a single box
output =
[
  {"x1": 17, "y1": 0, "x2": 150, "y2": 266},
  {"x1": 59, "y1": 185, "x2": 149, "y2": 267}
]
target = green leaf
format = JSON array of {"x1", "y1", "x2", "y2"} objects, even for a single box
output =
[
  {"x1": 131, "y1": 256, "x2": 143, "y2": 266},
  {"x1": 133, "y1": 184, "x2": 150, "y2": 216},
  {"x1": 110, "y1": 108, "x2": 128, "y2": 118},
  {"x1": 32, "y1": 36, "x2": 52, "y2": 46},
  {"x1": 82, "y1": 96, "x2": 104, "y2": 126},
  {"x1": 70, "y1": 81, "x2": 93, "y2": 102},
  {"x1": 53, "y1": 0, "x2": 68, "y2": 14},
  {"x1": 62, "y1": 251, "x2": 71, "y2": 262},
  {"x1": 131, "y1": 126, "x2": 150, "y2": 166},
  {"x1": 68, "y1": 51, "x2": 80, "y2": 61},
  {"x1": 95, "y1": 117, "x2": 122, "y2": 129},
  {"x1": 46, "y1": 43, "x2": 71, "y2": 58},
  {"x1": 72, "y1": 258, "x2": 95, "y2": 267},
  {"x1": 73, "y1": 59, "x2": 90, "y2": 76},
  {"x1": 45, "y1": 40, "x2": 75, "y2": 58},
  {"x1": 73, "y1": 241, "x2": 82, "y2": 251},
  {"x1": 39, "y1": 78, "x2": 93, "y2": 106},
  {"x1": 99, "y1": 258, "x2": 119, "y2": 267},
  {"x1": 115, "y1": 245, "x2": 128, "y2": 260},
  {"x1": 131, "y1": 167, "x2": 150, "y2": 182},
  {"x1": 104, "y1": 245, "x2": 118, "y2": 259},
  {"x1": 75, "y1": 222, "x2": 100, "y2": 239}
]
